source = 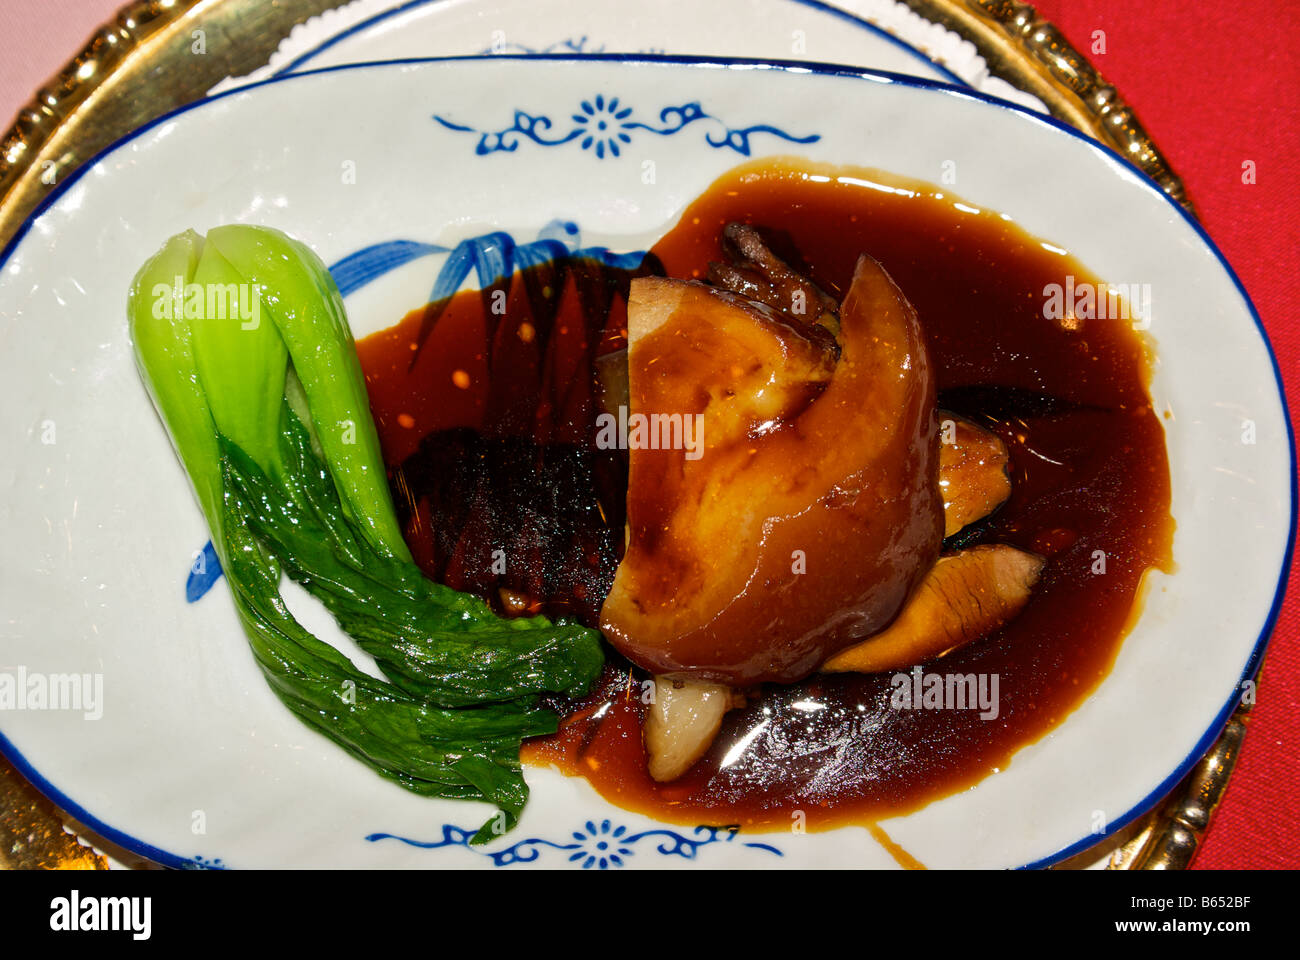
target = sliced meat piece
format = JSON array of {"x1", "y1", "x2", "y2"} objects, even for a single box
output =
[
  {"x1": 600, "y1": 254, "x2": 942, "y2": 686},
  {"x1": 939, "y1": 414, "x2": 1012, "y2": 536},
  {"x1": 821, "y1": 544, "x2": 1046, "y2": 674}
]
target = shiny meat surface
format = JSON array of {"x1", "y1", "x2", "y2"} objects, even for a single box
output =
[{"x1": 599, "y1": 255, "x2": 944, "y2": 684}]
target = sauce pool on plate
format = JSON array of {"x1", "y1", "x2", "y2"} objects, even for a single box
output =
[{"x1": 355, "y1": 158, "x2": 1173, "y2": 833}]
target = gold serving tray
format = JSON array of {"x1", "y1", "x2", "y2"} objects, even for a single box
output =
[{"x1": 0, "y1": 0, "x2": 1251, "y2": 870}]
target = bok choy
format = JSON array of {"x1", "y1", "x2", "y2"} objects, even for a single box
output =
[{"x1": 128, "y1": 225, "x2": 603, "y2": 840}]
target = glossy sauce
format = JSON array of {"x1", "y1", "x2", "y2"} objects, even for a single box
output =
[
  {"x1": 358, "y1": 254, "x2": 659, "y2": 624},
  {"x1": 357, "y1": 159, "x2": 1173, "y2": 833},
  {"x1": 600, "y1": 263, "x2": 943, "y2": 684}
]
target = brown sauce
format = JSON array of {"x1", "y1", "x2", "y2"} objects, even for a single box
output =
[
  {"x1": 356, "y1": 158, "x2": 1174, "y2": 834},
  {"x1": 358, "y1": 254, "x2": 658, "y2": 624}
]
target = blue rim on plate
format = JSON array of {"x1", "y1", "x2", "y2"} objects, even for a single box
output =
[
  {"x1": 0, "y1": 54, "x2": 1292, "y2": 870},
  {"x1": 267, "y1": 0, "x2": 972, "y2": 88}
]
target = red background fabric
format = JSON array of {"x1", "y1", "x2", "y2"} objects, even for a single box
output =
[
  {"x1": 1033, "y1": 0, "x2": 1298, "y2": 870},
  {"x1": 1, "y1": 0, "x2": 1295, "y2": 868}
]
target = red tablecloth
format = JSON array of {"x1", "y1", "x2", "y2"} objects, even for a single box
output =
[
  {"x1": 1034, "y1": 0, "x2": 1299, "y2": 871},
  {"x1": 1, "y1": 0, "x2": 1295, "y2": 868}
]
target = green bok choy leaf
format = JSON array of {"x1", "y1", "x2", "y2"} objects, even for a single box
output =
[{"x1": 128, "y1": 225, "x2": 603, "y2": 841}]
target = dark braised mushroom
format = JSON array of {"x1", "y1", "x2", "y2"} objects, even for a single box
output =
[{"x1": 707, "y1": 222, "x2": 842, "y2": 348}]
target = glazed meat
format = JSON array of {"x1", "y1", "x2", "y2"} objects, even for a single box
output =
[{"x1": 599, "y1": 250, "x2": 944, "y2": 685}]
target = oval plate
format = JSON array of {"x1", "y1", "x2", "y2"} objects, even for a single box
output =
[{"x1": 0, "y1": 56, "x2": 1290, "y2": 870}]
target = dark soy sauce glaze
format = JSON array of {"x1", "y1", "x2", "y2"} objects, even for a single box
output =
[
  {"x1": 356, "y1": 159, "x2": 1173, "y2": 832},
  {"x1": 358, "y1": 254, "x2": 661, "y2": 625}
]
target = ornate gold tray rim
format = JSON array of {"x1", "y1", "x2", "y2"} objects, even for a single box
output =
[{"x1": 0, "y1": 0, "x2": 1246, "y2": 871}]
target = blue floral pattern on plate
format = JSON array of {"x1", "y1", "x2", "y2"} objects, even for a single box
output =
[
  {"x1": 434, "y1": 93, "x2": 819, "y2": 158},
  {"x1": 477, "y1": 35, "x2": 606, "y2": 56},
  {"x1": 366, "y1": 819, "x2": 783, "y2": 868}
]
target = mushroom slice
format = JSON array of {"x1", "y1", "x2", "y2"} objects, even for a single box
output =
[
  {"x1": 708, "y1": 222, "x2": 842, "y2": 342},
  {"x1": 821, "y1": 544, "x2": 1045, "y2": 674},
  {"x1": 644, "y1": 678, "x2": 741, "y2": 782},
  {"x1": 939, "y1": 414, "x2": 1012, "y2": 536}
]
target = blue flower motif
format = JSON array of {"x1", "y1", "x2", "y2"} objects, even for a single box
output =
[
  {"x1": 573, "y1": 95, "x2": 634, "y2": 159},
  {"x1": 433, "y1": 94, "x2": 818, "y2": 159},
  {"x1": 568, "y1": 819, "x2": 635, "y2": 869},
  {"x1": 366, "y1": 820, "x2": 783, "y2": 868}
]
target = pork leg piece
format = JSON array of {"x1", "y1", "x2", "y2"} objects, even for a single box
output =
[{"x1": 600, "y1": 255, "x2": 943, "y2": 686}]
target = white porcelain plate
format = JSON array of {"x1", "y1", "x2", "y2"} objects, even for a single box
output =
[
  {"x1": 0, "y1": 57, "x2": 1290, "y2": 869},
  {"x1": 226, "y1": 0, "x2": 1042, "y2": 109}
]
